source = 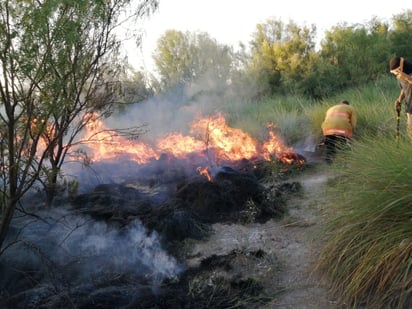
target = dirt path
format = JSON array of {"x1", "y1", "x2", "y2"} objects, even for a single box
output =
[
  {"x1": 260, "y1": 163, "x2": 336, "y2": 309},
  {"x1": 187, "y1": 162, "x2": 338, "y2": 308}
]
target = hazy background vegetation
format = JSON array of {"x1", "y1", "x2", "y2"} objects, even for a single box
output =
[{"x1": 125, "y1": 9, "x2": 412, "y2": 104}]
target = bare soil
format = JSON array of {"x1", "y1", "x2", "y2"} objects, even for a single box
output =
[{"x1": 187, "y1": 161, "x2": 339, "y2": 308}]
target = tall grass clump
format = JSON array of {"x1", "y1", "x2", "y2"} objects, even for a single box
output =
[
  {"x1": 316, "y1": 135, "x2": 412, "y2": 308},
  {"x1": 350, "y1": 77, "x2": 401, "y2": 138}
]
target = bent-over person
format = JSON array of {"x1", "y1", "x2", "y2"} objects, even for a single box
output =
[{"x1": 321, "y1": 100, "x2": 357, "y2": 163}]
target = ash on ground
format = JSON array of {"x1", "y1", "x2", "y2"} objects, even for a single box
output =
[{"x1": 0, "y1": 157, "x2": 306, "y2": 309}]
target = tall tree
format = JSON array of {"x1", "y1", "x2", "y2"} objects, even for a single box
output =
[
  {"x1": 389, "y1": 10, "x2": 412, "y2": 60},
  {"x1": 0, "y1": 0, "x2": 158, "y2": 253},
  {"x1": 152, "y1": 30, "x2": 233, "y2": 93},
  {"x1": 247, "y1": 18, "x2": 317, "y2": 97},
  {"x1": 320, "y1": 19, "x2": 390, "y2": 89},
  {"x1": 153, "y1": 30, "x2": 194, "y2": 89}
]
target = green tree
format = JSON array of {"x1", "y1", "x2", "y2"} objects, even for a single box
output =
[
  {"x1": 152, "y1": 30, "x2": 233, "y2": 93},
  {"x1": 0, "y1": 0, "x2": 158, "y2": 253},
  {"x1": 389, "y1": 10, "x2": 412, "y2": 60},
  {"x1": 117, "y1": 64, "x2": 155, "y2": 111},
  {"x1": 246, "y1": 18, "x2": 317, "y2": 98},
  {"x1": 319, "y1": 19, "x2": 391, "y2": 90},
  {"x1": 153, "y1": 30, "x2": 193, "y2": 89}
]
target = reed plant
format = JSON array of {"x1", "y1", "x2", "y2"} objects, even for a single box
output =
[{"x1": 316, "y1": 136, "x2": 412, "y2": 308}]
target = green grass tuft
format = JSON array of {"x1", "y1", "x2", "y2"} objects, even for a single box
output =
[{"x1": 316, "y1": 136, "x2": 412, "y2": 308}]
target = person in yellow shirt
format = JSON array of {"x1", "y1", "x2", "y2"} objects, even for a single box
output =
[{"x1": 321, "y1": 100, "x2": 357, "y2": 163}]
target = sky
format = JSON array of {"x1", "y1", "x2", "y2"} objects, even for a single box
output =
[{"x1": 127, "y1": 0, "x2": 412, "y2": 73}]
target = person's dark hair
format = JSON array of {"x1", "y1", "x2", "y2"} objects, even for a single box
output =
[
  {"x1": 389, "y1": 57, "x2": 412, "y2": 74},
  {"x1": 390, "y1": 57, "x2": 400, "y2": 70},
  {"x1": 341, "y1": 100, "x2": 349, "y2": 105}
]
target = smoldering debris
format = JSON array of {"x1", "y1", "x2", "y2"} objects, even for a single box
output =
[
  {"x1": 0, "y1": 208, "x2": 183, "y2": 309},
  {"x1": 0, "y1": 156, "x2": 303, "y2": 308},
  {"x1": 142, "y1": 249, "x2": 278, "y2": 308}
]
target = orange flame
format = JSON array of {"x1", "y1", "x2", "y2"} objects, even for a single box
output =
[
  {"x1": 83, "y1": 116, "x2": 158, "y2": 164},
  {"x1": 196, "y1": 166, "x2": 212, "y2": 182},
  {"x1": 157, "y1": 133, "x2": 204, "y2": 157},
  {"x1": 190, "y1": 114, "x2": 258, "y2": 161},
  {"x1": 79, "y1": 112, "x2": 303, "y2": 178}
]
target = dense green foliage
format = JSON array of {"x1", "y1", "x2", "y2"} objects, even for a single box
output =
[
  {"x1": 152, "y1": 30, "x2": 234, "y2": 92},
  {"x1": 150, "y1": 10, "x2": 412, "y2": 101}
]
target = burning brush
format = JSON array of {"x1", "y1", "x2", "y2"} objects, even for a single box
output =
[{"x1": 76, "y1": 112, "x2": 305, "y2": 181}]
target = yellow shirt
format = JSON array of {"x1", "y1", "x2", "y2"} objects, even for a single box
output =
[{"x1": 321, "y1": 103, "x2": 357, "y2": 138}]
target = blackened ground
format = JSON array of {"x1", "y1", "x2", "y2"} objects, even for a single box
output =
[{"x1": 0, "y1": 158, "x2": 308, "y2": 309}]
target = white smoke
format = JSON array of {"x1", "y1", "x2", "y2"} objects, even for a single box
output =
[{"x1": 3, "y1": 207, "x2": 183, "y2": 285}]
